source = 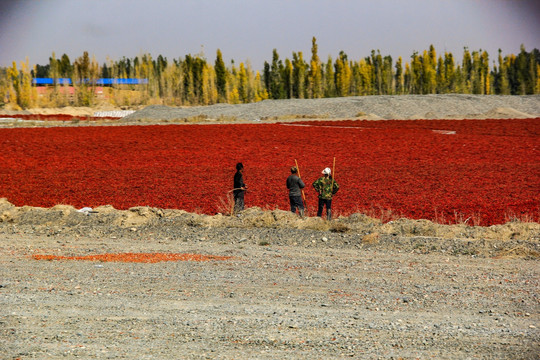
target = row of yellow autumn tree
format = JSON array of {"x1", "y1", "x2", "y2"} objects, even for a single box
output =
[{"x1": 1, "y1": 38, "x2": 539, "y2": 109}]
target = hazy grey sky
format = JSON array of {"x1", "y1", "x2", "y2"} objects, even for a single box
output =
[{"x1": 0, "y1": 0, "x2": 538, "y2": 70}]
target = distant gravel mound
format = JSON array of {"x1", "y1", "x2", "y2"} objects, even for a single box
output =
[{"x1": 124, "y1": 94, "x2": 540, "y2": 122}]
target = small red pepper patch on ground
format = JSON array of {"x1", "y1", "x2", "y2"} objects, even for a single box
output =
[{"x1": 32, "y1": 252, "x2": 232, "y2": 263}]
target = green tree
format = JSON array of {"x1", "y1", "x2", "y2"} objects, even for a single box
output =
[
  {"x1": 403, "y1": 62, "x2": 412, "y2": 94},
  {"x1": 323, "y1": 56, "x2": 336, "y2": 97},
  {"x1": 461, "y1": 47, "x2": 472, "y2": 93},
  {"x1": 59, "y1": 54, "x2": 72, "y2": 78},
  {"x1": 394, "y1": 56, "x2": 404, "y2": 94},
  {"x1": 292, "y1": 51, "x2": 307, "y2": 98},
  {"x1": 443, "y1": 52, "x2": 456, "y2": 93},
  {"x1": 382, "y1": 55, "x2": 393, "y2": 94},
  {"x1": 471, "y1": 50, "x2": 483, "y2": 94},
  {"x1": 283, "y1": 59, "x2": 293, "y2": 99},
  {"x1": 370, "y1": 50, "x2": 383, "y2": 94},
  {"x1": 266, "y1": 49, "x2": 285, "y2": 99},
  {"x1": 214, "y1": 49, "x2": 227, "y2": 102},
  {"x1": 409, "y1": 51, "x2": 422, "y2": 94},
  {"x1": 480, "y1": 51, "x2": 490, "y2": 94},
  {"x1": 435, "y1": 56, "x2": 445, "y2": 93}
]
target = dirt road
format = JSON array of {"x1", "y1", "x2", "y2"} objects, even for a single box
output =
[{"x1": 1, "y1": 227, "x2": 538, "y2": 359}]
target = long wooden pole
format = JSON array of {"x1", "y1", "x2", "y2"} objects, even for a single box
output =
[
  {"x1": 331, "y1": 157, "x2": 336, "y2": 196},
  {"x1": 294, "y1": 159, "x2": 308, "y2": 215}
]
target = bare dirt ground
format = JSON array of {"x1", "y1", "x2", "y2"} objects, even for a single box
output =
[
  {"x1": 0, "y1": 200, "x2": 539, "y2": 359},
  {"x1": 1, "y1": 95, "x2": 539, "y2": 359}
]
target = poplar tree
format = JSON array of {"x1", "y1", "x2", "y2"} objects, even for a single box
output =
[
  {"x1": 394, "y1": 56, "x2": 404, "y2": 94},
  {"x1": 358, "y1": 58, "x2": 373, "y2": 95},
  {"x1": 422, "y1": 46, "x2": 437, "y2": 94},
  {"x1": 403, "y1": 62, "x2": 412, "y2": 94},
  {"x1": 135, "y1": 54, "x2": 154, "y2": 103},
  {"x1": 462, "y1": 47, "x2": 472, "y2": 93},
  {"x1": 516, "y1": 45, "x2": 529, "y2": 94},
  {"x1": 214, "y1": 49, "x2": 227, "y2": 102},
  {"x1": 308, "y1": 36, "x2": 323, "y2": 98},
  {"x1": 262, "y1": 61, "x2": 270, "y2": 95},
  {"x1": 370, "y1": 50, "x2": 383, "y2": 94},
  {"x1": 244, "y1": 61, "x2": 258, "y2": 102},
  {"x1": 410, "y1": 52, "x2": 422, "y2": 94},
  {"x1": 6, "y1": 62, "x2": 20, "y2": 108},
  {"x1": 253, "y1": 71, "x2": 268, "y2": 101},
  {"x1": 201, "y1": 63, "x2": 217, "y2": 105},
  {"x1": 444, "y1": 52, "x2": 456, "y2": 93},
  {"x1": 382, "y1": 55, "x2": 393, "y2": 94},
  {"x1": 182, "y1": 55, "x2": 195, "y2": 104},
  {"x1": 283, "y1": 59, "x2": 293, "y2": 99},
  {"x1": 350, "y1": 61, "x2": 361, "y2": 95},
  {"x1": 227, "y1": 61, "x2": 240, "y2": 104},
  {"x1": 481, "y1": 51, "x2": 490, "y2": 94},
  {"x1": 292, "y1": 52, "x2": 307, "y2": 98},
  {"x1": 237, "y1": 62, "x2": 249, "y2": 102},
  {"x1": 471, "y1": 50, "x2": 482, "y2": 94},
  {"x1": 268, "y1": 49, "x2": 285, "y2": 99},
  {"x1": 59, "y1": 54, "x2": 72, "y2": 78},
  {"x1": 324, "y1": 56, "x2": 336, "y2": 97},
  {"x1": 536, "y1": 64, "x2": 540, "y2": 94},
  {"x1": 436, "y1": 56, "x2": 445, "y2": 93},
  {"x1": 334, "y1": 51, "x2": 351, "y2": 96},
  {"x1": 47, "y1": 52, "x2": 63, "y2": 106},
  {"x1": 73, "y1": 51, "x2": 94, "y2": 105}
]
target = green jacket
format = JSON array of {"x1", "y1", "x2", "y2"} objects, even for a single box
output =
[{"x1": 312, "y1": 176, "x2": 339, "y2": 199}]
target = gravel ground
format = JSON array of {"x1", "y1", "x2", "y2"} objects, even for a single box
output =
[
  {"x1": 0, "y1": 201, "x2": 539, "y2": 359},
  {"x1": 123, "y1": 94, "x2": 540, "y2": 122}
]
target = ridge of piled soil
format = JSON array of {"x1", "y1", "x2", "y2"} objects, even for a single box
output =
[{"x1": 1, "y1": 199, "x2": 538, "y2": 259}]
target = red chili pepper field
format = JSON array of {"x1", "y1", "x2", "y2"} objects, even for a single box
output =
[{"x1": 1, "y1": 118, "x2": 538, "y2": 226}]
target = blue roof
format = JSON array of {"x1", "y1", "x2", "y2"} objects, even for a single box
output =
[{"x1": 32, "y1": 78, "x2": 148, "y2": 85}]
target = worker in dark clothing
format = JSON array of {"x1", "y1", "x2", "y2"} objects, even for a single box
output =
[
  {"x1": 233, "y1": 162, "x2": 247, "y2": 213},
  {"x1": 286, "y1": 166, "x2": 305, "y2": 217}
]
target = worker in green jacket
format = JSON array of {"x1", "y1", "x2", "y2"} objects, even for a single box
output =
[{"x1": 312, "y1": 167, "x2": 339, "y2": 220}]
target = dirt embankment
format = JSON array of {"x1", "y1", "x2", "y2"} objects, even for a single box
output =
[{"x1": 1, "y1": 199, "x2": 538, "y2": 259}]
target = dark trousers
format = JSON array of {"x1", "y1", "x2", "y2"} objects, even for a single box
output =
[
  {"x1": 317, "y1": 198, "x2": 332, "y2": 217},
  {"x1": 234, "y1": 192, "x2": 245, "y2": 212},
  {"x1": 289, "y1": 195, "x2": 304, "y2": 213}
]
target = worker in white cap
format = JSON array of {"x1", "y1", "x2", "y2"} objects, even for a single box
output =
[{"x1": 312, "y1": 167, "x2": 339, "y2": 220}]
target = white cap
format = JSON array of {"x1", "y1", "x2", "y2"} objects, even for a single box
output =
[{"x1": 322, "y1": 167, "x2": 331, "y2": 175}]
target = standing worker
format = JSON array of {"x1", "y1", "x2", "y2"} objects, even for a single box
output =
[
  {"x1": 312, "y1": 167, "x2": 339, "y2": 220},
  {"x1": 286, "y1": 166, "x2": 305, "y2": 217},
  {"x1": 233, "y1": 162, "x2": 247, "y2": 213}
]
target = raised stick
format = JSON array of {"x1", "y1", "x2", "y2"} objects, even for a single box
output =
[
  {"x1": 294, "y1": 159, "x2": 308, "y2": 215},
  {"x1": 331, "y1": 157, "x2": 336, "y2": 196}
]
